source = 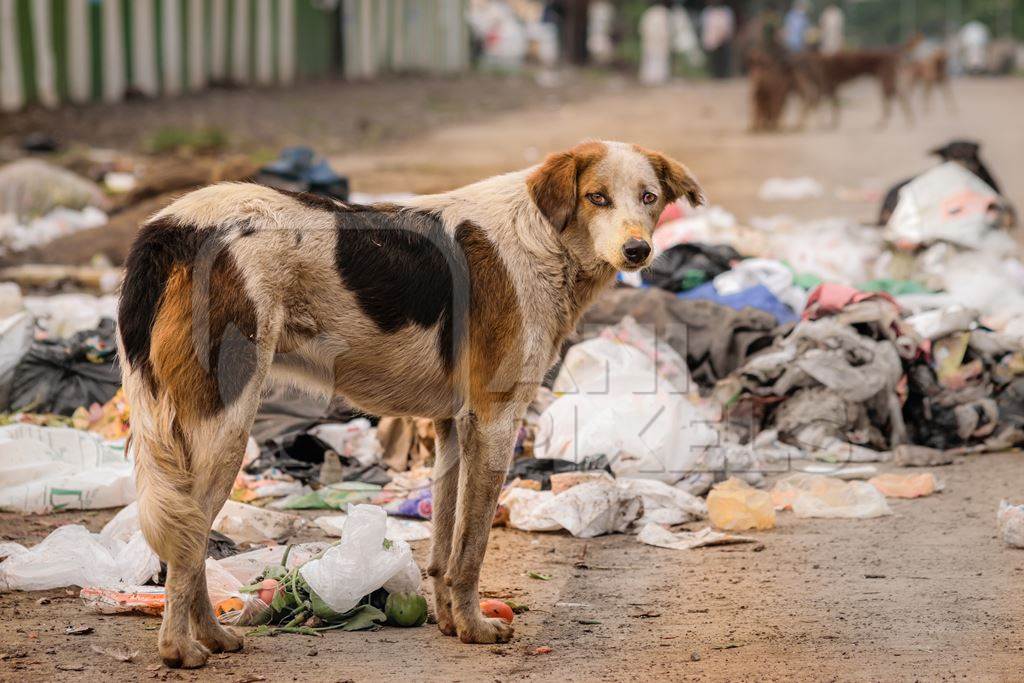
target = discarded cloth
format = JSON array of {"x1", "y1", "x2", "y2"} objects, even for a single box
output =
[
  {"x1": 581, "y1": 286, "x2": 779, "y2": 387},
  {"x1": 679, "y1": 282, "x2": 799, "y2": 325}
]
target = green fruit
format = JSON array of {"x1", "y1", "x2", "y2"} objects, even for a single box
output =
[{"x1": 384, "y1": 592, "x2": 428, "y2": 627}]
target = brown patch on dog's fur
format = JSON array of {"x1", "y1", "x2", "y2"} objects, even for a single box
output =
[
  {"x1": 149, "y1": 251, "x2": 259, "y2": 423},
  {"x1": 526, "y1": 141, "x2": 607, "y2": 231},
  {"x1": 456, "y1": 222, "x2": 522, "y2": 420},
  {"x1": 634, "y1": 145, "x2": 705, "y2": 207}
]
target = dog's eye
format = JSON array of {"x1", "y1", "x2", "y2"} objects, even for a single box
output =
[
  {"x1": 642, "y1": 191, "x2": 658, "y2": 205},
  {"x1": 587, "y1": 193, "x2": 610, "y2": 207}
]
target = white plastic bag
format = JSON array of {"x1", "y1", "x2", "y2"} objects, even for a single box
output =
[
  {"x1": 886, "y1": 162, "x2": 1008, "y2": 249},
  {"x1": 309, "y1": 418, "x2": 382, "y2": 467},
  {"x1": 299, "y1": 505, "x2": 420, "y2": 614},
  {"x1": 540, "y1": 318, "x2": 717, "y2": 484},
  {"x1": 501, "y1": 478, "x2": 652, "y2": 538},
  {"x1": 0, "y1": 522, "x2": 159, "y2": 591},
  {"x1": 0, "y1": 424, "x2": 134, "y2": 514},
  {"x1": 638, "y1": 524, "x2": 754, "y2": 550}
]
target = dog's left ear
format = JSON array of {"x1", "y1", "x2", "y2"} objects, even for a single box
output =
[{"x1": 638, "y1": 147, "x2": 705, "y2": 207}]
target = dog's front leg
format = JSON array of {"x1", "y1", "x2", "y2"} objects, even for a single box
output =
[
  {"x1": 446, "y1": 412, "x2": 515, "y2": 644},
  {"x1": 428, "y1": 418, "x2": 460, "y2": 636}
]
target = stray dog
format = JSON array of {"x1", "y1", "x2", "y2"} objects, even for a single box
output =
[
  {"x1": 907, "y1": 47, "x2": 955, "y2": 114},
  {"x1": 798, "y1": 45, "x2": 914, "y2": 128},
  {"x1": 748, "y1": 46, "x2": 819, "y2": 132},
  {"x1": 878, "y1": 139, "x2": 1004, "y2": 225},
  {"x1": 117, "y1": 141, "x2": 704, "y2": 668}
]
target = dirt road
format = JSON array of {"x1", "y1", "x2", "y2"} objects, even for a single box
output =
[{"x1": 2, "y1": 77, "x2": 1024, "y2": 682}]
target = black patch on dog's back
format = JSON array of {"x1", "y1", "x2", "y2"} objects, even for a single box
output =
[
  {"x1": 331, "y1": 205, "x2": 468, "y2": 372},
  {"x1": 118, "y1": 218, "x2": 213, "y2": 380}
]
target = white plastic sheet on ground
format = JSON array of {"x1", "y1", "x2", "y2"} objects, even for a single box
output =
[
  {"x1": 212, "y1": 500, "x2": 305, "y2": 544},
  {"x1": 637, "y1": 524, "x2": 755, "y2": 550},
  {"x1": 308, "y1": 418, "x2": 382, "y2": 467},
  {"x1": 23, "y1": 293, "x2": 119, "y2": 338},
  {"x1": 0, "y1": 503, "x2": 159, "y2": 591},
  {"x1": 502, "y1": 477, "x2": 704, "y2": 538},
  {"x1": 758, "y1": 177, "x2": 824, "y2": 201},
  {"x1": 0, "y1": 424, "x2": 133, "y2": 514},
  {"x1": 537, "y1": 317, "x2": 719, "y2": 484},
  {"x1": 299, "y1": 505, "x2": 420, "y2": 614}
]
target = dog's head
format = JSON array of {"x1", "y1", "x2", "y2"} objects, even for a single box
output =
[{"x1": 527, "y1": 140, "x2": 704, "y2": 272}]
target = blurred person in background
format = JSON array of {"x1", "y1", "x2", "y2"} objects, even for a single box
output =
[
  {"x1": 783, "y1": 0, "x2": 810, "y2": 53},
  {"x1": 640, "y1": 1, "x2": 672, "y2": 84},
  {"x1": 819, "y1": 3, "x2": 844, "y2": 55},
  {"x1": 701, "y1": 0, "x2": 736, "y2": 79},
  {"x1": 671, "y1": 1, "x2": 705, "y2": 70},
  {"x1": 958, "y1": 20, "x2": 990, "y2": 75},
  {"x1": 587, "y1": 0, "x2": 616, "y2": 66}
]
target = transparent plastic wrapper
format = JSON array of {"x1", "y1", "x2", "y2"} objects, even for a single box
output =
[
  {"x1": 299, "y1": 505, "x2": 420, "y2": 614},
  {"x1": 997, "y1": 501, "x2": 1024, "y2": 548},
  {"x1": 772, "y1": 474, "x2": 892, "y2": 519},
  {"x1": 0, "y1": 424, "x2": 134, "y2": 514},
  {"x1": 212, "y1": 499, "x2": 305, "y2": 544},
  {"x1": 868, "y1": 472, "x2": 941, "y2": 498},
  {"x1": 706, "y1": 477, "x2": 776, "y2": 531},
  {"x1": 214, "y1": 542, "x2": 328, "y2": 585},
  {"x1": 0, "y1": 522, "x2": 159, "y2": 591},
  {"x1": 205, "y1": 557, "x2": 272, "y2": 626}
]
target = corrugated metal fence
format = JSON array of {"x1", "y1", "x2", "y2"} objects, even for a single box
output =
[{"x1": 0, "y1": 0, "x2": 469, "y2": 112}]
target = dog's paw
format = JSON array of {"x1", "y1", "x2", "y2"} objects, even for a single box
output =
[
  {"x1": 196, "y1": 625, "x2": 243, "y2": 654},
  {"x1": 160, "y1": 638, "x2": 210, "y2": 669},
  {"x1": 456, "y1": 616, "x2": 514, "y2": 644}
]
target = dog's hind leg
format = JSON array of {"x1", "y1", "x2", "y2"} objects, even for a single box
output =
[
  {"x1": 427, "y1": 418, "x2": 460, "y2": 636},
  {"x1": 446, "y1": 412, "x2": 516, "y2": 644}
]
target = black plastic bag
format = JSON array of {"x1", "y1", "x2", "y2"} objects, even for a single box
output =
[
  {"x1": 641, "y1": 243, "x2": 741, "y2": 292},
  {"x1": 7, "y1": 319, "x2": 120, "y2": 415}
]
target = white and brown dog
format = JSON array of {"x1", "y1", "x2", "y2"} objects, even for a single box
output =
[{"x1": 117, "y1": 140, "x2": 703, "y2": 668}]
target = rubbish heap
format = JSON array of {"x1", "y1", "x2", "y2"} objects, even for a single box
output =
[{"x1": 1, "y1": 139, "x2": 1022, "y2": 634}]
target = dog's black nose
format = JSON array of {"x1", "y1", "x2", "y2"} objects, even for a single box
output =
[{"x1": 622, "y1": 238, "x2": 652, "y2": 265}]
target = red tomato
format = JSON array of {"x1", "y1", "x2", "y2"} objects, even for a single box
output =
[
  {"x1": 479, "y1": 599, "x2": 514, "y2": 624},
  {"x1": 257, "y1": 578, "x2": 280, "y2": 605}
]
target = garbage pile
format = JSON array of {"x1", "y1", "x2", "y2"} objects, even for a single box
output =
[{"x1": 1, "y1": 138, "x2": 1022, "y2": 640}]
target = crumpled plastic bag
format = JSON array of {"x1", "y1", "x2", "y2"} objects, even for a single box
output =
[
  {"x1": 501, "y1": 478, "x2": 643, "y2": 538},
  {"x1": 0, "y1": 519, "x2": 159, "y2": 591},
  {"x1": 538, "y1": 318, "x2": 718, "y2": 484},
  {"x1": 0, "y1": 424, "x2": 134, "y2": 514},
  {"x1": 212, "y1": 500, "x2": 305, "y2": 544},
  {"x1": 299, "y1": 505, "x2": 420, "y2": 614},
  {"x1": 772, "y1": 474, "x2": 892, "y2": 519},
  {"x1": 706, "y1": 477, "x2": 775, "y2": 531},
  {"x1": 997, "y1": 501, "x2": 1024, "y2": 548},
  {"x1": 886, "y1": 162, "x2": 1010, "y2": 249}
]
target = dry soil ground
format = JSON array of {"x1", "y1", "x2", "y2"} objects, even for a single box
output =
[{"x1": 2, "y1": 76, "x2": 1024, "y2": 682}]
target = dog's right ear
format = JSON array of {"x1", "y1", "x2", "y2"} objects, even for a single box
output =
[{"x1": 527, "y1": 151, "x2": 579, "y2": 232}]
